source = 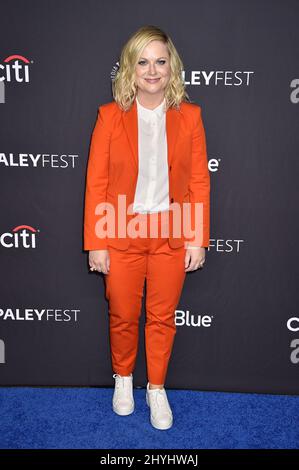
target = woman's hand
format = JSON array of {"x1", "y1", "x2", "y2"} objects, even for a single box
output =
[
  {"x1": 89, "y1": 249, "x2": 110, "y2": 275},
  {"x1": 185, "y1": 247, "x2": 206, "y2": 272}
]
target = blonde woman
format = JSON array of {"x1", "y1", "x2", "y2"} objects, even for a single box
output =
[{"x1": 84, "y1": 25, "x2": 210, "y2": 430}]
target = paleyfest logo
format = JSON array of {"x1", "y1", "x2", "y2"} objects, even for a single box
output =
[
  {"x1": 0, "y1": 54, "x2": 32, "y2": 103},
  {"x1": 110, "y1": 61, "x2": 255, "y2": 87},
  {"x1": 0, "y1": 225, "x2": 39, "y2": 249}
]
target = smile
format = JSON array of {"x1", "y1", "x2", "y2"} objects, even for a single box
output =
[{"x1": 145, "y1": 78, "x2": 160, "y2": 83}]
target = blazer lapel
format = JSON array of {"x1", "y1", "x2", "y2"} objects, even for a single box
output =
[{"x1": 122, "y1": 98, "x2": 181, "y2": 171}]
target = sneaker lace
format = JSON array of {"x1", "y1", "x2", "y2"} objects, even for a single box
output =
[
  {"x1": 113, "y1": 374, "x2": 132, "y2": 396},
  {"x1": 151, "y1": 389, "x2": 171, "y2": 414}
]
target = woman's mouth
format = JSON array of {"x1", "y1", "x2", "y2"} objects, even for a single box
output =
[{"x1": 145, "y1": 78, "x2": 160, "y2": 84}]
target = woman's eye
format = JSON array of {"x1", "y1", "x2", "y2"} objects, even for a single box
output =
[{"x1": 138, "y1": 60, "x2": 166, "y2": 65}]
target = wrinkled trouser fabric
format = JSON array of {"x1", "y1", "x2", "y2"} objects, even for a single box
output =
[{"x1": 104, "y1": 210, "x2": 187, "y2": 384}]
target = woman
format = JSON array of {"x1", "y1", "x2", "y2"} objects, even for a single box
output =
[{"x1": 84, "y1": 25, "x2": 210, "y2": 430}]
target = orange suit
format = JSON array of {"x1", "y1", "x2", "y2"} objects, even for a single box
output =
[{"x1": 84, "y1": 99, "x2": 210, "y2": 384}]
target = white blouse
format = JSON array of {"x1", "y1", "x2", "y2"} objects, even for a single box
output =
[
  {"x1": 133, "y1": 96, "x2": 200, "y2": 249},
  {"x1": 133, "y1": 96, "x2": 169, "y2": 214}
]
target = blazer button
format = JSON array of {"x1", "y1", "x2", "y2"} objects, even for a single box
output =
[
  {"x1": 169, "y1": 165, "x2": 172, "y2": 171},
  {"x1": 170, "y1": 197, "x2": 174, "y2": 203}
]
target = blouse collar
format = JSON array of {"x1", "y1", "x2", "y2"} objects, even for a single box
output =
[{"x1": 136, "y1": 96, "x2": 166, "y2": 120}]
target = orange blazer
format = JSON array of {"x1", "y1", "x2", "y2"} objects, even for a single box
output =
[{"x1": 84, "y1": 99, "x2": 210, "y2": 251}]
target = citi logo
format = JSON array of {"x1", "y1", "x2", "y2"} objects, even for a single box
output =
[
  {"x1": 287, "y1": 317, "x2": 299, "y2": 332},
  {"x1": 175, "y1": 310, "x2": 213, "y2": 327},
  {"x1": 0, "y1": 55, "x2": 31, "y2": 83},
  {"x1": 0, "y1": 339, "x2": 5, "y2": 364},
  {"x1": 0, "y1": 225, "x2": 39, "y2": 249}
]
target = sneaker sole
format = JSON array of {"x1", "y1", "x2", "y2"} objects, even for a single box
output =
[
  {"x1": 146, "y1": 392, "x2": 173, "y2": 430},
  {"x1": 113, "y1": 403, "x2": 134, "y2": 416}
]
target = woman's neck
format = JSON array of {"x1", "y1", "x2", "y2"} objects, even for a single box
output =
[{"x1": 136, "y1": 93, "x2": 165, "y2": 110}]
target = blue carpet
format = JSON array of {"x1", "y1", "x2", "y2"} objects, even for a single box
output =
[{"x1": 0, "y1": 387, "x2": 298, "y2": 449}]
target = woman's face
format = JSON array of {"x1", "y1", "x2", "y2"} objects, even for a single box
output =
[{"x1": 135, "y1": 40, "x2": 171, "y2": 98}]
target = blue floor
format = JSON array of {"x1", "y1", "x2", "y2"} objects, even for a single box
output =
[{"x1": 0, "y1": 387, "x2": 298, "y2": 449}]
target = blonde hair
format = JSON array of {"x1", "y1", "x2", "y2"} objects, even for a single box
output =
[{"x1": 112, "y1": 25, "x2": 191, "y2": 111}]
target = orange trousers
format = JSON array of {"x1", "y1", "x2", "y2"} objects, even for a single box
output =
[{"x1": 104, "y1": 210, "x2": 187, "y2": 385}]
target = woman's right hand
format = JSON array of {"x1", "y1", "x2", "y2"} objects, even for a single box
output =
[{"x1": 89, "y1": 249, "x2": 110, "y2": 275}]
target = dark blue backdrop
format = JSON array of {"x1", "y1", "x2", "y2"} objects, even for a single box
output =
[{"x1": 0, "y1": 0, "x2": 298, "y2": 394}]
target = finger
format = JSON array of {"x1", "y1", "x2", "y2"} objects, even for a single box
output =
[
  {"x1": 185, "y1": 252, "x2": 197, "y2": 271},
  {"x1": 99, "y1": 263, "x2": 109, "y2": 275},
  {"x1": 184, "y1": 252, "x2": 191, "y2": 269},
  {"x1": 185, "y1": 262, "x2": 196, "y2": 272},
  {"x1": 92, "y1": 263, "x2": 101, "y2": 273}
]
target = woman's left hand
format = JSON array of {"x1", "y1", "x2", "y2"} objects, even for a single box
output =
[{"x1": 185, "y1": 246, "x2": 206, "y2": 272}]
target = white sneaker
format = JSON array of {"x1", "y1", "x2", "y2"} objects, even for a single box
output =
[
  {"x1": 112, "y1": 373, "x2": 134, "y2": 416},
  {"x1": 146, "y1": 382, "x2": 173, "y2": 430}
]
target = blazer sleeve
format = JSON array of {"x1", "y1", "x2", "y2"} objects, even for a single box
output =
[
  {"x1": 83, "y1": 105, "x2": 111, "y2": 251},
  {"x1": 187, "y1": 105, "x2": 210, "y2": 248}
]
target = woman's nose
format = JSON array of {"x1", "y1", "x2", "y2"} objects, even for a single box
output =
[{"x1": 148, "y1": 63, "x2": 157, "y2": 75}]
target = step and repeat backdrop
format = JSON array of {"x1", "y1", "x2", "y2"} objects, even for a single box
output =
[{"x1": 0, "y1": 0, "x2": 298, "y2": 393}]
